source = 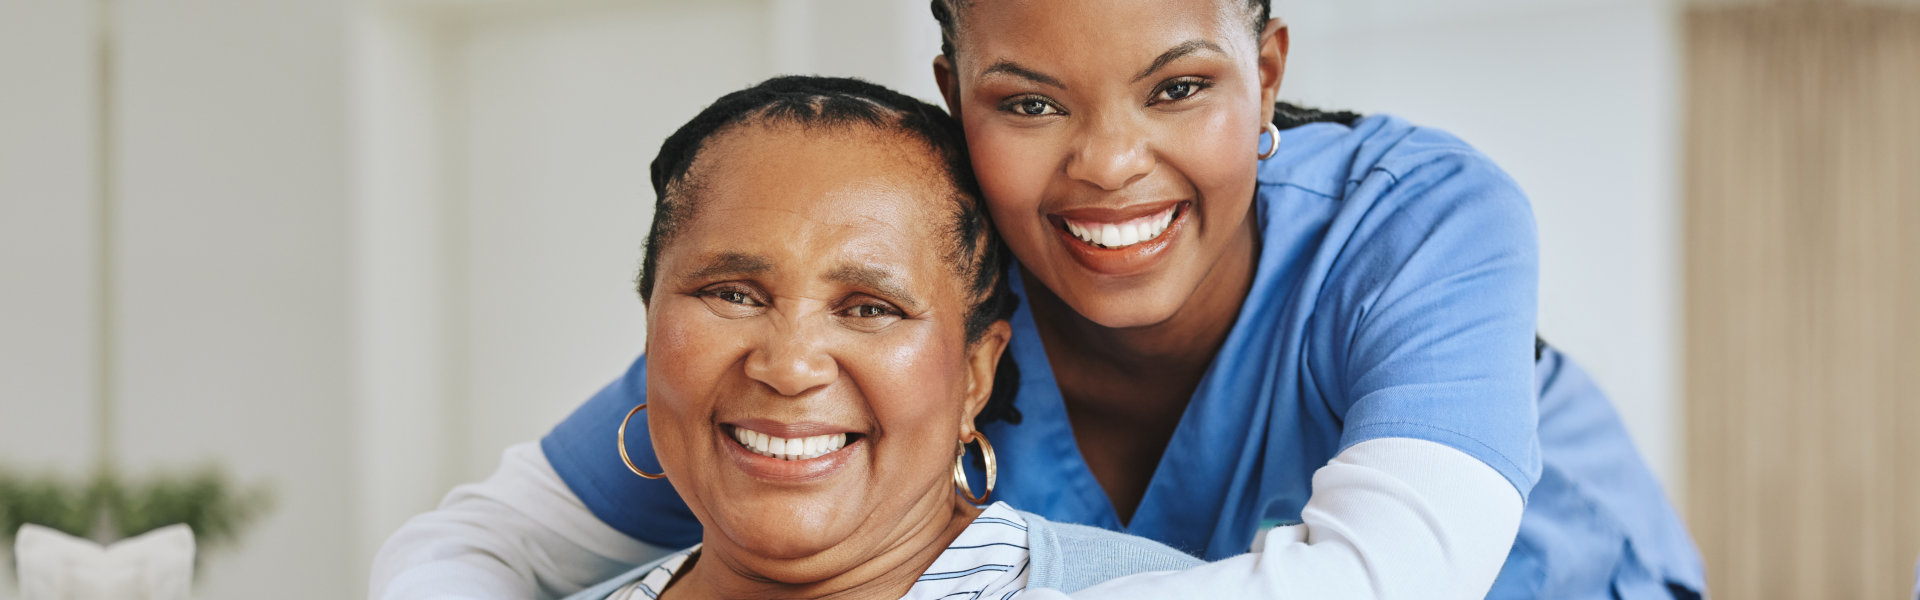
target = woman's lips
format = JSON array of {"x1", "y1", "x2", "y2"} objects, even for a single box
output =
[
  {"x1": 1049, "y1": 201, "x2": 1188, "y2": 276},
  {"x1": 720, "y1": 423, "x2": 863, "y2": 482}
]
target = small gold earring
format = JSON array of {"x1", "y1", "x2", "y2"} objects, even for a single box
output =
[
  {"x1": 952, "y1": 431, "x2": 997, "y2": 504},
  {"x1": 1258, "y1": 121, "x2": 1282, "y2": 160},
  {"x1": 618, "y1": 403, "x2": 667, "y2": 480}
]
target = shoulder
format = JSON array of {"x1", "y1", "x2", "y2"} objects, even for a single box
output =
[
  {"x1": 1020, "y1": 510, "x2": 1201, "y2": 593},
  {"x1": 1268, "y1": 114, "x2": 1536, "y2": 280},
  {"x1": 1258, "y1": 114, "x2": 1528, "y2": 219}
]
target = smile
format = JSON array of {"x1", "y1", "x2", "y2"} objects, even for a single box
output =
[
  {"x1": 728, "y1": 426, "x2": 853, "y2": 461},
  {"x1": 1060, "y1": 204, "x2": 1178, "y2": 250}
]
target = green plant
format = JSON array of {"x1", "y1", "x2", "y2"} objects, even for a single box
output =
[{"x1": 0, "y1": 466, "x2": 271, "y2": 564}]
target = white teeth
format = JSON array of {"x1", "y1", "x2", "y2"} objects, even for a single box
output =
[
  {"x1": 1065, "y1": 207, "x2": 1178, "y2": 249},
  {"x1": 730, "y1": 428, "x2": 850, "y2": 461}
]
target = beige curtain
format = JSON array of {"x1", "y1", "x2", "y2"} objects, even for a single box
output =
[{"x1": 1685, "y1": 3, "x2": 1920, "y2": 599}]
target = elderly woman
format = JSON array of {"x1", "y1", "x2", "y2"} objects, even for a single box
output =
[{"x1": 563, "y1": 76, "x2": 1198, "y2": 600}]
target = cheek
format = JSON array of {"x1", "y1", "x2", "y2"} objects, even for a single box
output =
[
  {"x1": 965, "y1": 116, "x2": 1054, "y2": 229},
  {"x1": 851, "y1": 325, "x2": 972, "y2": 452},
  {"x1": 1148, "y1": 94, "x2": 1263, "y2": 234},
  {"x1": 645, "y1": 304, "x2": 725, "y2": 397},
  {"x1": 1177, "y1": 108, "x2": 1260, "y2": 205},
  {"x1": 643, "y1": 303, "x2": 742, "y2": 458}
]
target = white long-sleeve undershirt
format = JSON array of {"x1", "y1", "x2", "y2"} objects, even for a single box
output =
[
  {"x1": 369, "y1": 437, "x2": 1522, "y2": 600},
  {"x1": 1034, "y1": 437, "x2": 1523, "y2": 599}
]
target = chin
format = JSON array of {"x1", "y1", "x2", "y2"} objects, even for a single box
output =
[
  {"x1": 714, "y1": 503, "x2": 853, "y2": 561},
  {"x1": 1058, "y1": 275, "x2": 1192, "y2": 330},
  {"x1": 1075, "y1": 300, "x2": 1181, "y2": 330}
]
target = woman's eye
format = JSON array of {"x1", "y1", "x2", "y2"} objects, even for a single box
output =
[
  {"x1": 847, "y1": 304, "x2": 894, "y2": 319},
  {"x1": 1153, "y1": 80, "x2": 1209, "y2": 104},
  {"x1": 694, "y1": 285, "x2": 764, "y2": 314},
  {"x1": 1006, "y1": 97, "x2": 1061, "y2": 117}
]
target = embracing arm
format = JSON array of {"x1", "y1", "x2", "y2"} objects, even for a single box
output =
[
  {"x1": 1055, "y1": 437, "x2": 1521, "y2": 599},
  {"x1": 369, "y1": 442, "x2": 675, "y2": 600}
]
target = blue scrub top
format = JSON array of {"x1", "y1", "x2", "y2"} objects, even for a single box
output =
[{"x1": 541, "y1": 115, "x2": 1705, "y2": 598}]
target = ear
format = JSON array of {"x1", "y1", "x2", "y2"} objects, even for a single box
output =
[
  {"x1": 1256, "y1": 18, "x2": 1290, "y2": 126},
  {"x1": 933, "y1": 54, "x2": 963, "y2": 119},
  {"x1": 959, "y1": 319, "x2": 1012, "y2": 434}
]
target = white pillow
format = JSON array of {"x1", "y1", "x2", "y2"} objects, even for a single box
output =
[{"x1": 14, "y1": 523, "x2": 195, "y2": 600}]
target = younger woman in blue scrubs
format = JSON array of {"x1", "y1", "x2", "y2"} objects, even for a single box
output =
[{"x1": 373, "y1": 1, "x2": 1705, "y2": 598}]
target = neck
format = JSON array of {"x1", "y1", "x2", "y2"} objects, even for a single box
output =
[
  {"x1": 666, "y1": 495, "x2": 983, "y2": 600},
  {"x1": 1028, "y1": 208, "x2": 1260, "y2": 389}
]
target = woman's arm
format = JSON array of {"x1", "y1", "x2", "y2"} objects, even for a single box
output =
[
  {"x1": 1053, "y1": 437, "x2": 1522, "y2": 599},
  {"x1": 369, "y1": 442, "x2": 676, "y2": 600}
]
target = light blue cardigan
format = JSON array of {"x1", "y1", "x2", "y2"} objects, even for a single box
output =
[{"x1": 564, "y1": 510, "x2": 1203, "y2": 599}]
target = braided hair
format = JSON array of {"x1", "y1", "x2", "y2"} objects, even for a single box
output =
[
  {"x1": 929, "y1": 0, "x2": 1362, "y2": 129},
  {"x1": 638, "y1": 75, "x2": 1023, "y2": 428}
]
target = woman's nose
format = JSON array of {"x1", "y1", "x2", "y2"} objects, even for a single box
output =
[
  {"x1": 1065, "y1": 120, "x2": 1153, "y2": 191},
  {"x1": 742, "y1": 320, "x2": 838, "y2": 397}
]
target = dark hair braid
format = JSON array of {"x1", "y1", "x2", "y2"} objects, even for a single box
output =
[{"x1": 639, "y1": 75, "x2": 1022, "y2": 428}]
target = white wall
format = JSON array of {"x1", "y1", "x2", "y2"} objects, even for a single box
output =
[
  {"x1": 1283, "y1": 0, "x2": 1685, "y2": 495},
  {"x1": 110, "y1": 0, "x2": 357, "y2": 597},
  {"x1": 0, "y1": 0, "x2": 100, "y2": 475}
]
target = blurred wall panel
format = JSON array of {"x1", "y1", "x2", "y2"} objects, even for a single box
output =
[
  {"x1": 1684, "y1": 5, "x2": 1920, "y2": 599},
  {"x1": 349, "y1": 1, "x2": 461, "y2": 585},
  {"x1": 0, "y1": 0, "x2": 101, "y2": 472},
  {"x1": 111, "y1": 0, "x2": 355, "y2": 597}
]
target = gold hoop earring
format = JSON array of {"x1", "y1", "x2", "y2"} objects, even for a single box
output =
[
  {"x1": 617, "y1": 403, "x2": 666, "y2": 480},
  {"x1": 1258, "y1": 121, "x2": 1282, "y2": 160},
  {"x1": 952, "y1": 431, "x2": 997, "y2": 504}
]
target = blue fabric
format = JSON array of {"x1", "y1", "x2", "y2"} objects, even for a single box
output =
[{"x1": 542, "y1": 114, "x2": 1703, "y2": 598}]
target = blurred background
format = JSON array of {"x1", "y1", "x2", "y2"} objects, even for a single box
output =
[{"x1": 0, "y1": 0, "x2": 1913, "y2": 598}]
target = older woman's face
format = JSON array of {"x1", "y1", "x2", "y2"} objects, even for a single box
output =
[{"x1": 644, "y1": 122, "x2": 997, "y2": 581}]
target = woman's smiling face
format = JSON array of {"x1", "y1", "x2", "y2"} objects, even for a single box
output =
[
  {"x1": 938, "y1": 0, "x2": 1284, "y2": 328},
  {"x1": 642, "y1": 121, "x2": 1003, "y2": 582}
]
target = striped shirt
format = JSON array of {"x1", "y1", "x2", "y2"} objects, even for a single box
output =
[{"x1": 607, "y1": 502, "x2": 1032, "y2": 600}]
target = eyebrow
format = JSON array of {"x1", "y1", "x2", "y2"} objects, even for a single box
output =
[
  {"x1": 828, "y1": 264, "x2": 923, "y2": 311},
  {"x1": 1133, "y1": 39, "x2": 1225, "y2": 83},
  {"x1": 683, "y1": 252, "x2": 772, "y2": 280},
  {"x1": 981, "y1": 60, "x2": 1065, "y2": 89}
]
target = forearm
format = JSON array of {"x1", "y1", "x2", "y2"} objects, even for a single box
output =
[
  {"x1": 1059, "y1": 437, "x2": 1523, "y2": 599},
  {"x1": 370, "y1": 442, "x2": 677, "y2": 600}
]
